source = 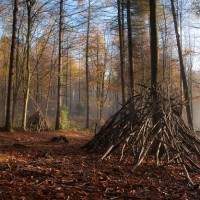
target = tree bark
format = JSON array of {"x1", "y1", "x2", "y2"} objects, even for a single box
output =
[
  {"x1": 99, "y1": 36, "x2": 107, "y2": 121},
  {"x1": 85, "y1": 0, "x2": 91, "y2": 128},
  {"x1": 170, "y1": 0, "x2": 193, "y2": 128},
  {"x1": 22, "y1": 0, "x2": 35, "y2": 130},
  {"x1": 12, "y1": 16, "x2": 23, "y2": 125},
  {"x1": 127, "y1": 0, "x2": 134, "y2": 96},
  {"x1": 96, "y1": 32, "x2": 100, "y2": 120},
  {"x1": 5, "y1": 0, "x2": 19, "y2": 131},
  {"x1": 78, "y1": 45, "x2": 81, "y2": 107},
  {"x1": 117, "y1": 0, "x2": 126, "y2": 105},
  {"x1": 65, "y1": 42, "x2": 69, "y2": 108},
  {"x1": 45, "y1": 37, "x2": 56, "y2": 117},
  {"x1": 56, "y1": 0, "x2": 64, "y2": 130},
  {"x1": 149, "y1": 0, "x2": 159, "y2": 134},
  {"x1": 69, "y1": 51, "x2": 72, "y2": 116},
  {"x1": 150, "y1": 0, "x2": 158, "y2": 100}
]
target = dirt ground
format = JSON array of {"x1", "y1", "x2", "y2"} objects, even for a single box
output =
[{"x1": 0, "y1": 130, "x2": 199, "y2": 199}]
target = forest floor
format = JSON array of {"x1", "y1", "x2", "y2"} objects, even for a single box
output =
[{"x1": 0, "y1": 130, "x2": 199, "y2": 200}]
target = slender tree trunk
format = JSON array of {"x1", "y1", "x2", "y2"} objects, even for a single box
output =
[
  {"x1": 66, "y1": 42, "x2": 69, "y2": 108},
  {"x1": 139, "y1": 31, "x2": 145, "y2": 86},
  {"x1": 149, "y1": 0, "x2": 158, "y2": 130},
  {"x1": 99, "y1": 38, "x2": 106, "y2": 121},
  {"x1": 189, "y1": 54, "x2": 193, "y2": 120},
  {"x1": 127, "y1": 0, "x2": 134, "y2": 96},
  {"x1": 22, "y1": 0, "x2": 35, "y2": 130},
  {"x1": 45, "y1": 38, "x2": 56, "y2": 117},
  {"x1": 100, "y1": 65, "x2": 106, "y2": 121},
  {"x1": 3, "y1": 76, "x2": 7, "y2": 121},
  {"x1": 177, "y1": 0, "x2": 183, "y2": 113},
  {"x1": 69, "y1": 52, "x2": 72, "y2": 116},
  {"x1": 36, "y1": 44, "x2": 39, "y2": 104},
  {"x1": 150, "y1": 0, "x2": 158, "y2": 99},
  {"x1": 78, "y1": 45, "x2": 81, "y2": 106},
  {"x1": 56, "y1": 0, "x2": 64, "y2": 130},
  {"x1": 117, "y1": 0, "x2": 126, "y2": 105},
  {"x1": 13, "y1": 16, "x2": 26, "y2": 124},
  {"x1": 170, "y1": 0, "x2": 193, "y2": 128},
  {"x1": 96, "y1": 33, "x2": 100, "y2": 120},
  {"x1": 5, "y1": 0, "x2": 19, "y2": 131},
  {"x1": 188, "y1": 26, "x2": 193, "y2": 120},
  {"x1": 12, "y1": 18, "x2": 22, "y2": 124},
  {"x1": 162, "y1": 5, "x2": 167, "y2": 81},
  {"x1": 85, "y1": 0, "x2": 91, "y2": 128}
]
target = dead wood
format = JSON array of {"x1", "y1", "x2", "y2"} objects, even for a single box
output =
[
  {"x1": 50, "y1": 136, "x2": 69, "y2": 143},
  {"x1": 13, "y1": 143, "x2": 30, "y2": 150},
  {"x1": 26, "y1": 111, "x2": 53, "y2": 132},
  {"x1": 83, "y1": 86, "x2": 200, "y2": 186}
]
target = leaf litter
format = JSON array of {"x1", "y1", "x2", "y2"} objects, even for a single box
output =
[{"x1": 0, "y1": 131, "x2": 199, "y2": 199}]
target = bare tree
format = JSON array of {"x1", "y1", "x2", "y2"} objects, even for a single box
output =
[
  {"x1": 22, "y1": 0, "x2": 36, "y2": 130},
  {"x1": 5, "y1": 0, "x2": 19, "y2": 131},
  {"x1": 56, "y1": 0, "x2": 64, "y2": 130},
  {"x1": 170, "y1": 0, "x2": 193, "y2": 128},
  {"x1": 85, "y1": 0, "x2": 91, "y2": 128},
  {"x1": 127, "y1": 0, "x2": 134, "y2": 96},
  {"x1": 117, "y1": 0, "x2": 126, "y2": 105},
  {"x1": 149, "y1": 0, "x2": 158, "y2": 130}
]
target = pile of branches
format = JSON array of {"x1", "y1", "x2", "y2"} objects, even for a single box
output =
[
  {"x1": 84, "y1": 87, "x2": 200, "y2": 186},
  {"x1": 26, "y1": 111, "x2": 53, "y2": 132}
]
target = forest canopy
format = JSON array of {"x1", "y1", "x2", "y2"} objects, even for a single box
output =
[{"x1": 0, "y1": 0, "x2": 199, "y2": 130}]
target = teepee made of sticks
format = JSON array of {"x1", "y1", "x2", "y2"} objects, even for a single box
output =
[
  {"x1": 26, "y1": 110, "x2": 53, "y2": 132},
  {"x1": 84, "y1": 87, "x2": 200, "y2": 186}
]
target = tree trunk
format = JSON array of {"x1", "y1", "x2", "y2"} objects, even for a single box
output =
[
  {"x1": 13, "y1": 15, "x2": 26, "y2": 124},
  {"x1": 22, "y1": 0, "x2": 35, "y2": 130},
  {"x1": 45, "y1": 37, "x2": 56, "y2": 117},
  {"x1": 78, "y1": 45, "x2": 81, "y2": 106},
  {"x1": 85, "y1": 0, "x2": 91, "y2": 128},
  {"x1": 149, "y1": 0, "x2": 159, "y2": 133},
  {"x1": 177, "y1": 0, "x2": 183, "y2": 114},
  {"x1": 127, "y1": 0, "x2": 134, "y2": 96},
  {"x1": 5, "y1": 0, "x2": 19, "y2": 131},
  {"x1": 188, "y1": 32, "x2": 193, "y2": 120},
  {"x1": 117, "y1": 0, "x2": 126, "y2": 105},
  {"x1": 55, "y1": 0, "x2": 64, "y2": 130},
  {"x1": 150, "y1": 0, "x2": 158, "y2": 100},
  {"x1": 99, "y1": 39, "x2": 107, "y2": 121},
  {"x1": 69, "y1": 52, "x2": 72, "y2": 116},
  {"x1": 36, "y1": 54, "x2": 39, "y2": 104},
  {"x1": 170, "y1": 0, "x2": 193, "y2": 128},
  {"x1": 66, "y1": 42, "x2": 69, "y2": 108},
  {"x1": 96, "y1": 32, "x2": 100, "y2": 120},
  {"x1": 161, "y1": 5, "x2": 167, "y2": 81},
  {"x1": 12, "y1": 19, "x2": 22, "y2": 125}
]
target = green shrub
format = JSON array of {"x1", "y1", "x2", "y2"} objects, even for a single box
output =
[{"x1": 61, "y1": 106, "x2": 70, "y2": 130}]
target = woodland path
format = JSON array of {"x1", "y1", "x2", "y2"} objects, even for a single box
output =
[{"x1": 0, "y1": 131, "x2": 199, "y2": 199}]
